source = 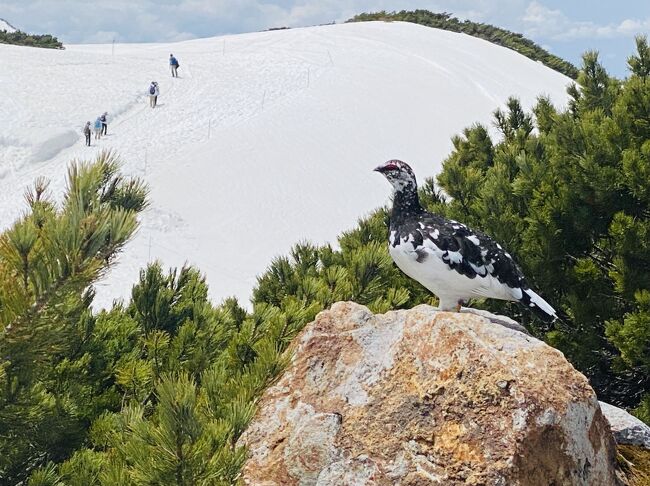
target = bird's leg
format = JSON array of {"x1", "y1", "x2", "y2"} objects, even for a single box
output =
[{"x1": 437, "y1": 297, "x2": 463, "y2": 312}]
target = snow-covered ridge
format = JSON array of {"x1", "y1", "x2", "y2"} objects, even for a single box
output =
[
  {"x1": 0, "y1": 18, "x2": 17, "y2": 33},
  {"x1": 0, "y1": 21, "x2": 571, "y2": 308}
]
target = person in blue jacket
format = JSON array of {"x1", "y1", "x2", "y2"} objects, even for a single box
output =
[
  {"x1": 169, "y1": 54, "x2": 179, "y2": 77},
  {"x1": 94, "y1": 117, "x2": 102, "y2": 140}
]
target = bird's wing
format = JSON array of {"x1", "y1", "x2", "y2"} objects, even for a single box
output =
[{"x1": 410, "y1": 214, "x2": 528, "y2": 291}]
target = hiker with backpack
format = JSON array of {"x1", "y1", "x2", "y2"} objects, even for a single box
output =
[
  {"x1": 169, "y1": 54, "x2": 179, "y2": 77},
  {"x1": 100, "y1": 112, "x2": 108, "y2": 135},
  {"x1": 94, "y1": 117, "x2": 102, "y2": 140},
  {"x1": 83, "y1": 121, "x2": 91, "y2": 146},
  {"x1": 148, "y1": 81, "x2": 159, "y2": 108}
]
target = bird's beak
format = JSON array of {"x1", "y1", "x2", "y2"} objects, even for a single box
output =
[{"x1": 373, "y1": 165, "x2": 384, "y2": 173}]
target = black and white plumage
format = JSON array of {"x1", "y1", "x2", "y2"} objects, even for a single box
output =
[{"x1": 375, "y1": 159, "x2": 556, "y2": 322}]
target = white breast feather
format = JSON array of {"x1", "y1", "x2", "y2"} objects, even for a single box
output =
[{"x1": 388, "y1": 233, "x2": 521, "y2": 304}]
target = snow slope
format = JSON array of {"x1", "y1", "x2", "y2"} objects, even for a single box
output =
[
  {"x1": 0, "y1": 19, "x2": 16, "y2": 33},
  {"x1": 0, "y1": 21, "x2": 571, "y2": 307}
]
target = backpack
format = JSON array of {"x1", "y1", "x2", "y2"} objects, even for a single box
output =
[{"x1": 149, "y1": 85, "x2": 156, "y2": 95}]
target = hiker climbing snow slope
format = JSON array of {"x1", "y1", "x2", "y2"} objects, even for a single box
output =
[
  {"x1": 169, "y1": 54, "x2": 179, "y2": 77},
  {"x1": 148, "y1": 81, "x2": 159, "y2": 108}
]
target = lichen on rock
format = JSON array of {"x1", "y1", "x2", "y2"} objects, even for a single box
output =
[{"x1": 238, "y1": 302, "x2": 622, "y2": 485}]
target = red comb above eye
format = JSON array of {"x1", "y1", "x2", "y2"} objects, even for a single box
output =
[{"x1": 374, "y1": 160, "x2": 405, "y2": 173}]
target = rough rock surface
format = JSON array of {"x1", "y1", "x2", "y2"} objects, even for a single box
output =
[
  {"x1": 600, "y1": 401, "x2": 650, "y2": 449},
  {"x1": 239, "y1": 302, "x2": 621, "y2": 485}
]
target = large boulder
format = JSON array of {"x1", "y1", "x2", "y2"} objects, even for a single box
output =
[{"x1": 239, "y1": 302, "x2": 621, "y2": 485}]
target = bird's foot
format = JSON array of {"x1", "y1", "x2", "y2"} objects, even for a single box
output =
[{"x1": 437, "y1": 298, "x2": 464, "y2": 313}]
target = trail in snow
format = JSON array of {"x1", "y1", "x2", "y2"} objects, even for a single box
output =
[
  {"x1": 0, "y1": 22, "x2": 571, "y2": 308},
  {"x1": 0, "y1": 30, "x2": 325, "y2": 199}
]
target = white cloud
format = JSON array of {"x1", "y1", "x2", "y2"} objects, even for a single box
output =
[
  {"x1": 558, "y1": 17, "x2": 650, "y2": 41},
  {"x1": 522, "y1": 1, "x2": 650, "y2": 41},
  {"x1": 522, "y1": 1, "x2": 564, "y2": 26},
  {"x1": 82, "y1": 30, "x2": 121, "y2": 44}
]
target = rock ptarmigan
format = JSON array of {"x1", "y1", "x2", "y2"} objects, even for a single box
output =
[{"x1": 375, "y1": 159, "x2": 556, "y2": 322}]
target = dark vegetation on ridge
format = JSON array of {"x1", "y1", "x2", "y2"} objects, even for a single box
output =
[
  {"x1": 0, "y1": 26, "x2": 63, "y2": 49},
  {"x1": 1, "y1": 35, "x2": 650, "y2": 486},
  {"x1": 347, "y1": 10, "x2": 579, "y2": 79}
]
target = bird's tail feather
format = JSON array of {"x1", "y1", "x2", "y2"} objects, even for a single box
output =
[{"x1": 520, "y1": 288, "x2": 556, "y2": 322}]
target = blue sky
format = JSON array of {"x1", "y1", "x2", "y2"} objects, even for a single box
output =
[{"x1": 2, "y1": 0, "x2": 649, "y2": 77}]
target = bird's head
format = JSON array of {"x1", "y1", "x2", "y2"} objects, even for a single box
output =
[{"x1": 374, "y1": 159, "x2": 417, "y2": 193}]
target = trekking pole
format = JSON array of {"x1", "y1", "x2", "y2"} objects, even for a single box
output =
[
  {"x1": 260, "y1": 89, "x2": 266, "y2": 111},
  {"x1": 327, "y1": 49, "x2": 333, "y2": 65}
]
